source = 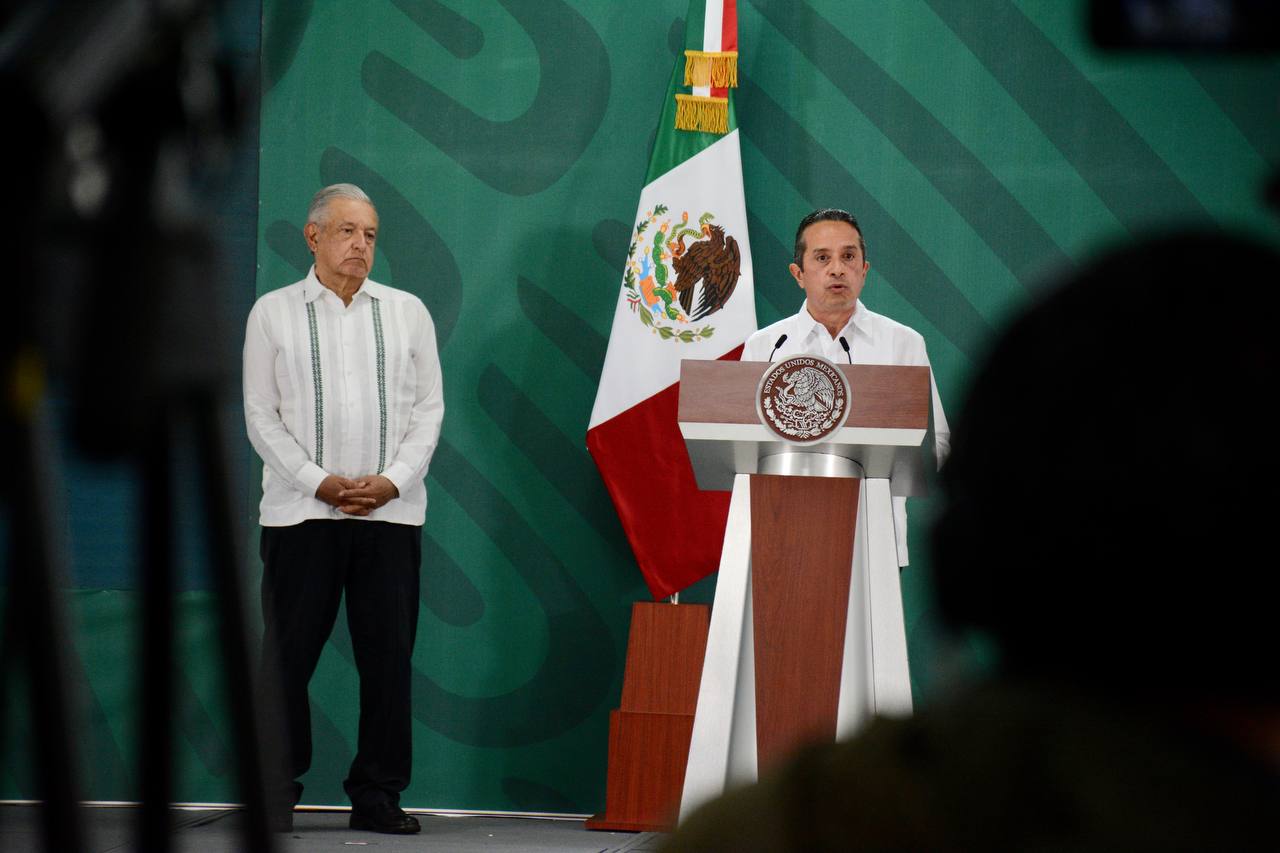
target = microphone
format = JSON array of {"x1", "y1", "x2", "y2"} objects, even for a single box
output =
[
  {"x1": 839, "y1": 336, "x2": 852, "y2": 364},
  {"x1": 767, "y1": 334, "x2": 788, "y2": 362}
]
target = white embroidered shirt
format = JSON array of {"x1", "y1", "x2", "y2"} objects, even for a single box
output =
[{"x1": 243, "y1": 267, "x2": 444, "y2": 526}]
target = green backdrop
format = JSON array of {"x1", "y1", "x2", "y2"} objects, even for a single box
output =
[{"x1": 3, "y1": 0, "x2": 1276, "y2": 815}]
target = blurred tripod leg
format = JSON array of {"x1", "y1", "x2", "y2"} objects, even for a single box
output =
[
  {"x1": 139, "y1": 406, "x2": 175, "y2": 852},
  {"x1": 193, "y1": 393, "x2": 274, "y2": 851},
  {"x1": 3, "y1": 383, "x2": 86, "y2": 852}
]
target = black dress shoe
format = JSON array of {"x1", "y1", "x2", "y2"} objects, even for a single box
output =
[{"x1": 349, "y1": 802, "x2": 421, "y2": 834}]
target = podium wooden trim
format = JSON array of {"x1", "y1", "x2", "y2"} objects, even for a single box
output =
[
  {"x1": 586, "y1": 602, "x2": 709, "y2": 832},
  {"x1": 676, "y1": 359, "x2": 934, "y2": 821}
]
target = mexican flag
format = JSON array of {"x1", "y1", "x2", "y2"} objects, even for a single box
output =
[{"x1": 587, "y1": 0, "x2": 756, "y2": 600}]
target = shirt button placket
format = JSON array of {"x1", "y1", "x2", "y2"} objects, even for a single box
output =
[{"x1": 340, "y1": 306, "x2": 359, "y2": 472}]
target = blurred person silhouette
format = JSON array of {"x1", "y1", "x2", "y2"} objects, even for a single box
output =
[{"x1": 663, "y1": 228, "x2": 1279, "y2": 851}]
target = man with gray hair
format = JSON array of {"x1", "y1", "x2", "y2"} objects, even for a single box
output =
[{"x1": 243, "y1": 183, "x2": 444, "y2": 834}]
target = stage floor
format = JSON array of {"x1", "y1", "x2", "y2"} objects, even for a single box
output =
[{"x1": 0, "y1": 804, "x2": 666, "y2": 852}]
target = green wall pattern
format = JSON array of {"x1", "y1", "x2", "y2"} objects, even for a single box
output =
[{"x1": 4, "y1": 0, "x2": 1275, "y2": 814}]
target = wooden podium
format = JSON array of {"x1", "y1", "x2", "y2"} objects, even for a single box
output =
[{"x1": 675, "y1": 359, "x2": 936, "y2": 822}]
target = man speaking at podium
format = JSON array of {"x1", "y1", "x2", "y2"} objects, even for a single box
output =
[{"x1": 743, "y1": 209, "x2": 949, "y2": 566}]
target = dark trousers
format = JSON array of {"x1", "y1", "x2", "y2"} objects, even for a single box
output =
[{"x1": 259, "y1": 519, "x2": 421, "y2": 811}]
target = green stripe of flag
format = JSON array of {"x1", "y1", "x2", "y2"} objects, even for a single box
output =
[{"x1": 645, "y1": 2, "x2": 738, "y2": 183}]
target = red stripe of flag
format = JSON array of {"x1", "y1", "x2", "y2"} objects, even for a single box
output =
[
  {"x1": 712, "y1": 0, "x2": 737, "y2": 101},
  {"x1": 586, "y1": 344, "x2": 743, "y2": 599},
  {"x1": 721, "y1": 0, "x2": 738, "y2": 52}
]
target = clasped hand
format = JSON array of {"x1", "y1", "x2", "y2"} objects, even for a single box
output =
[{"x1": 316, "y1": 474, "x2": 399, "y2": 516}]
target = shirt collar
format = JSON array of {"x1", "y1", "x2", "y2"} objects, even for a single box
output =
[
  {"x1": 302, "y1": 266, "x2": 383, "y2": 303},
  {"x1": 798, "y1": 299, "x2": 870, "y2": 343},
  {"x1": 848, "y1": 299, "x2": 873, "y2": 340},
  {"x1": 302, "y1": 266, "x2": 325, "y2": 303}
]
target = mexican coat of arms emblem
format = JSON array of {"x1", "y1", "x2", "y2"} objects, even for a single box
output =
[
  {"x1": 623, "y1": 203, "x2": 742, "y2": 343},
  {"x1": 755, "y1": 355, "x2": 852, "y2": 444}
]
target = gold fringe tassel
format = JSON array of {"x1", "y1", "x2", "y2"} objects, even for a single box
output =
[
  {"x1": 683, "y1": 50, "x2": 739, "y2": 88},
  {"x1": 674, "y1": 94, "x2": 728, "y2": 134}
]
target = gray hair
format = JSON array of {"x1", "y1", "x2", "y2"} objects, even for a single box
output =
[{"x1": 306, "y1": 183, "x2": 376, "y2": 227}]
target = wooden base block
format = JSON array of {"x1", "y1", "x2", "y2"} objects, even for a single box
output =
[
  {"x1": 585, "y1": 710, "x2": 694, "y2": 832},
  {"x1": 586, "y1": 602, "x2": 709, "y2": 833}
]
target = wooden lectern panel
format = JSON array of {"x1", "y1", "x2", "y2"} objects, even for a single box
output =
[
  {"x1": 750, "y1": 474, "x2": 859, "y2": 773},
  {"x1": 679, "y1": 361, "x2": 930, "y2": 428}
]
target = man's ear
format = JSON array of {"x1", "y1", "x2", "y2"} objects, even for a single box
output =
[
  {"x1": 303, "y1": 222, "x2": 319, "y2": 252},
  {"x1": 789, "y1": 262, "x2": 803, "y2": 288}
]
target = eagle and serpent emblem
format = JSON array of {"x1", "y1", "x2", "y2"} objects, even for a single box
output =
[
  {"x1": 757, "y1": 357, "x2": 850, "y2": 443},
  {"x1": 623, "y1": 203, "x2": 742, "y2": 343}
]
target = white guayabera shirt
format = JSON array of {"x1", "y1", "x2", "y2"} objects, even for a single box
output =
[
  {"x1": 243, "y1": 266, "x2": 444, "y2": 527},
  {"x1": 743, "y1": 299, "x2": 950, "y2": 566}
]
